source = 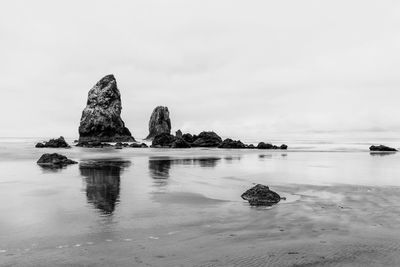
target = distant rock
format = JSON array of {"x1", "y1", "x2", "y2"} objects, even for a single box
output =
[
  {"x1": 257, "y1": 142, "x2": 288, "y2": 150},
  {"x1": 78, "y1": 74, "x2": 135, "y2": 143},
  {"x1": 35, "y1": 136, "x2": 70, "y2": 148},
  {"x1": 151, "y1": 133, "x2": 190, "y2": 148},
  {"x1": 369, "y1": 145, "x2": 397, "y2": 152},
  {"x1": 241, "y1": 184, "x2": 282, "y2": 206},
  {"x1": 129, "y1": 143, "x2": 148, "y2": 148},
  {"x1": 76, "y1": 141, "x2": 113, "y2": 148},
  {"x1": 37, "y1": 153, "x2": 77, "y2": 167},
  {"x1": 246, "y1": 144, "x2": 256, "y2": 149},
  {"x1": 146, "y1": 106, "x2": 171, "y2": 140},
  {"x1": 175, "y1": 129, "x2": 183, "y2": 138},
  {"x1": 218, "y1": 138, "x2": 246, "y2": 149},
  {"x1": 191, "y1": 131, "x2": 222, "y2": 147},
  {"x1": 182, "y1": 133, "x2": 194, "y2": 143}
]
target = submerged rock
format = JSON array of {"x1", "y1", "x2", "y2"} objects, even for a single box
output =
[
  {"x1": 78, "y1": 74, "x2": 134, "y2": 143},
  {"x1": 35, "y1": 136, "x2": 70, "y2": 148},
  {"x1": 191, "y1": 131, "x2": 222, "y2": 147},
  {"x1": 37, "y1": 153, "x2": 77, "y2": 167},
  {"x1": 218, "y1": 138, "x2": 246, "y2": 149},
  {"x1": 146, "y1": 106, "x2": 171, "y2": 140},
  {"x1": 241, "y1": 184, "x2": 282, "y2": 206},
  {"x1": 369, "y1": 145, "x2": 397, "y2": 152}
]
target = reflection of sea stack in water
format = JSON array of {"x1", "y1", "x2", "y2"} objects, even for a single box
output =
[
  {"x1": 146, "y1": 106, "x2": 171, "y2": 140},
  {"x1": 79, "y1": 160, "x2": 131, "y2": 214},
  {"x1": 148, "y1": 158, "x2": 172, "y2": 179},
  {"x1": 78, "y1": 75, "x2": 135, "y2": 142}
]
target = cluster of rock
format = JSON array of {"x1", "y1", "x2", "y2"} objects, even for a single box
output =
[
  {"x1": 369, "y1": 145, "x2": 397, "y2": 152},
  {"x1": 35, "y1": 136, "x2": 70, "y2": 148},
  {"x1": 241, "y1": 184, "x2": 283, "y2": 206},
  {"x1": 37, "y1": 153, "x2": 77, "y2": 167},
  {"x1": 151, "y1": 130, "x2": 288, "y2": 150}
]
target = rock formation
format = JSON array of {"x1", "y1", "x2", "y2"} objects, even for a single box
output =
[
  {"x1": 151, "y1": 133, "x2": 191, "y2": 148},
  {"x1": 218, "y1": 138, "x2": 246, "y2": 149},
  {"x1": 35, "y1": 136, "x2": 70, "y2": 148},
  {"x1": 37, "y1": 153, "x2": 77, "y2": 167},
  {"x1": 78, "y1": 74, "x2": 134, "y2": 143},
  {"x1": 369, "y1": 145, "x2": 397, "y2": 152},
  {"x1": 146, "y1": 106, "x2": 171, "y2": 140},
  {"x1": 191, "y1": 131, "x2": 222, "y2": 147},
  {"x1": 241, "y1": 184, "x2": 282, "y2": 206},
  {"x1": 175, "y1": 130, "x2": 183, "y2": 138},
  {"x1": 257, "y1": 142, "x2": 288, "y2": 150}
]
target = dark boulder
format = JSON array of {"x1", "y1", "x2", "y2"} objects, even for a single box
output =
[
  {"x1": 369, "y1": 145, "x2": 397, "y2": 152},
  {"x1": 146, "y1": 106, "x2": 171, "y2": 140},
  {"x1": 35, "y1": 136, "x2": 70, "y2": 148},
  {"x1": 171, "y1": 138, "x2": 191, "y2": 148},
  {"x1": 129, "y1": 143, "x2": 148, "y2": 148},
  {"x1": 218, "y1": 138, "x2": 246, "y2": 149},
  {"x1": 241, "y1": 184, "x2": 282, "y2": 206},
  {"x1": 78, "y1": 74, "x2": 135, "y2": 143},
  {"x1": 37, "y1": 153, "x2": 77, "y2": 167},
  {"x1": 182, "y1": 133, "x2": 194, "y2": 143},
  {"x1": 76, "y1": 141, "x2": 113, "y2": 148},
  {"x1": 257, "y1": 142, "x2": 288, "y2": 150},
  {"x1": 191, "y1": 131, "x2": 222, "y2": 147},
  {"x1": 246, "y1": 144, "x2": 256, "y2": 149},
  {"x1": 151, "y1": 133, "x2": 176, "y2": 148}
]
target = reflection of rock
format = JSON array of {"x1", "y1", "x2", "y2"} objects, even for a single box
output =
[
  {"x1": 241, "y1": 184, "x2": 282, "y2": 206},
  {"x1": 37, "y1": 153, "x2": 77, "y2": 168},
  {"x1": 148, "y1": 158, "x2": 171, "y2": 179},
  {"x1": 146, "y1": 106, "x2": 171, "y2": 140},
  {"x1": 79, "y1": 159, "x2": 131, "y2": 214},
  {"x1": 35, "y1": 136, "x2": 70, "y2": 148},
  {"x1": 78, "y1": 74, "x2": 134, "y2": 143},
  {"x1": 370, "y1": 152, "x2": 396, "y2": 156},
  {"x1": 369, "y1": 145, "x2": 397, "y2": 152}
]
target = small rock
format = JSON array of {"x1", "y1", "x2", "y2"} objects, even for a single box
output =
[
  {"x1": 37, "y1": 153, "x2": 77, "y2": 167},
  {"x1": 35, "y1": 136, "x2": 70, "y2": 148},
  {"x1": 369, "y1": 145, "x2": 397, "y2": 152},
  {"x1": 241, "y1": 184, "x2": 282, "y2": 206},
  {"x1": 218, "y1": 138, "x2": 246, "y2": 149}
]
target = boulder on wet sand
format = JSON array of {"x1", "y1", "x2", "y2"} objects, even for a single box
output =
[
  {"x1": 37, "y1": 153, "x2": 77, "y2": 167},
  {"x1": 146, "y1": 106, "x2": 171, "y2": 140},
  {"x1": 241, "y1": 184, "x2": 282, "y2": 206},
  {"x1": 191, "y1": 131, "x2": 222, "y2": 147},
  {"x1": 35, "y1": 136, "x2": 70, "y2": 148},
  {"x1": 257, "y1": 142, "x2": 288, "y2": 150},
  {"x1": 369, "y1": 145, "x2": 397, "y2": 152},
  {"x1": 78, "y1": 74, "x2": 135, "y2": 143},
  {"x1": 218, "y1": 138, "x2": 246, "y2": 149}
]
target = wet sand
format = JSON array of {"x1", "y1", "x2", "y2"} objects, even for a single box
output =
[{"x1": 3, "y1": 184, "x2": 400, "y2": 266}]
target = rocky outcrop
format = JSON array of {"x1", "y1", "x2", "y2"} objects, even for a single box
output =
[
  {"x1": 257, "y1": 142, "x2": 288, "y2": 150},
  {"x1": 146, "y1": 106, "x2": 171, "y2": 140},
  {"x1": 78, "y1": 74, "x2": 134, "y2": 143},
  {"x1": 35, "y1": 136, "x2": 70, "y2": 148},
  {"x1": 151, "y1": 133, "x2": 191, "y2": 148},
  {"x1": 37, "y1": 153, "x2": 77, "y2": 167},
  {"x1": 129, "y1": 143, "x2": 148, "y2": 148},
  {"x1": 369, "y1": 145, "x2": 397, "y2": 152},
  {"x1": 76, "y1": 141, "x2": 113, "y2": 148},
  {"x1": 241, "y1": 184, "x2": 282, "y2": 206},
  {"x1": 218, "y1": 138, "x2": 246, "y2": 149},
  {"x1": 191, "y1": 131, "x2": 222, "y2": 147}
]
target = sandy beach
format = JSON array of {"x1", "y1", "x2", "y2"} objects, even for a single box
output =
[{"x1": 1, "y1": 139, "x2": 400, "y2": 266}]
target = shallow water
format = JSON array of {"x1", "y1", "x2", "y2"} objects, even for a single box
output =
[{"x1": 2, "y1": 138, "x2": 400, "y2": 265}]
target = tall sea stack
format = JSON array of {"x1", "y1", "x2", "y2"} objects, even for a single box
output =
[
  {"x1": 146, "y1": 106, "x2": 171, "y2": 140},
  {"x1": 78, "y1": 74, "x2": 135, "y2": 142}
]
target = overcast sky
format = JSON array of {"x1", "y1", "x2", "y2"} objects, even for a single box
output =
[{"x1": 1, "y1": 0, "x2": 400, "y2": 140}]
